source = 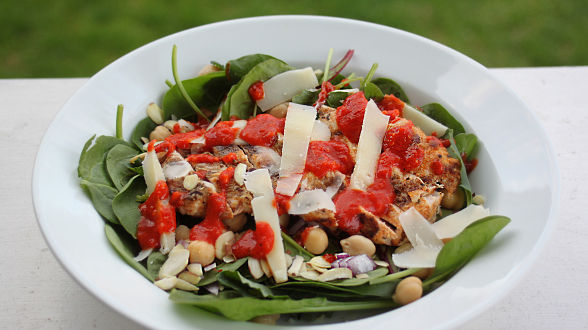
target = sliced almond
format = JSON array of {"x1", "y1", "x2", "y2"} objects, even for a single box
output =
[
  {"x1": 187, "y1": 263, "x2": 203, "y2": 276},
  {"x1": 309, "y1": 256, "x2": 331, "y2": 269},
  {"x1": 374, "y1": 260, "x2": 389, "y2": 268},
  {"x1": 284, "y1": 253, "x2": 293, "y2": 268},
  {"x1": 178, "y1": 271, "x2": 201, "y2": 285},
  {"x1": 154, "y1": 276, "x2": 177, "y2": 291},
  {"x1": 260, "y1": 259, "x2": 272, "y2": 277},
  {"x1": 175, "y1": 278, "x2": 199, "y2": 291},
  {"x1": 159, "y1": 248, "x2": 190, "y2": 278},
  {"x1": 317, "y1": 268, "x2": 353, "y2": 282},
  {"x1": 287, "y1": 255, "x2": 304, "y2": 277},
  {"x1": 146, "y1": 103, "x2": 164, "y2": 124},
  {"x1": 215, "y1": 231, "x2": 235, "y2": 260},
  {"x1": 300, "y1": 270, "x2": 320, "y2": 281},
  {"x1": 248, "y1": 257, "x2": 264, "y2": 280},
  {"x1": 355, "y1": 273, "x2": 370, "y2": 279},
  {"x1": 183, "y1": 174, "x2": 200, "y2": 190},
  {"x1": 160, "y1": 232, "x2": 176, "y2": 255}
]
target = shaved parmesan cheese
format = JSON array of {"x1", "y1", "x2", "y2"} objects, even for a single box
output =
[
  {"x1": 142, "y1": 148, "x2": 165, "y2": 195},
  {"x1": 432, "y1": 204, "x2": 490, "y2": 239},
  {"x1": 392, "y1": 207, "x2": 444, "y2": 268},
  {"x1": 231, "y1": 120, "x2": 248, "y2": 145},
  {"x1": 276, "y1": 103, "x2": 317, "y2": 196},
  {"x1": 402, "y1": 104, "x2": 448, "y2": 136},
  {"x1": 257, "y1": 67, "x2": 319, "y2": 111},
  {"x1": 244, "y1": 168, "x2": 288, "y2": 283},
  {"x1": 349, "y1": 100, "x2": 390, "y2": 191},
  {"x1": 288, "y1": 189, "x2": 336, "y2": 215},
  {"x1": 310, "y1": 120, "x2": 331, "y2": 141}
]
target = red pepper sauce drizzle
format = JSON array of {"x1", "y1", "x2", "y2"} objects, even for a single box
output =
[
  {"x1": 335, "y1": 91, "x2": 368, "y2": 144},
  {"x1": 239, "y1": 114, "x2": 285, "y2": 147},
  {"x1": 204, "y1": 121, "x2": 239, "y2": 149},
  {"x1": 137, "y1": 180, "x2": 176, "y2": 250},
  {"x1": 165, "y1": 129, "x2": 205, "y2": 150},
  {"x1": 382, "y1": 121, "x2": 424, "y2": 172},
  {"x1": 189, "y1": 193, "x2": 228, "y2": 245},
  {"x1": 231, "y1": 221, "x2": 274, "y2": 259},
  {"x1": 314, "y1": 81, "x2": 335, "y2": 109},
  {"x1": 377, "y1": 94, "x2": 405, "y2": 117},
  {"x1": 248, "y1": 81, "x2": 265, "y2": 101},
  {"x1": 304, "y1": 140, "x2": 354, "y2": 178}
]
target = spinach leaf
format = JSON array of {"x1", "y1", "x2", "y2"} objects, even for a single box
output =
[
  {"x1": 454, "y1": 133, "x2": 479, "y2": 161},
  {"x1": 222, "y1": 59, "x2": 292, "y2": 120},
  {"x1": 281, "y1": 232, "x2": 314, "y2": 261},
  {"x1": 421, "y1": 103, "x2": 465, "y2": 135},
  {"x1": 371, "y1": 77, "x2": 410, "y2": 103},
  {"x1": 163, "y1": 71, "x2": 230, "y2": 121},
  {"x1": 326, "y1": 90, "x2": 353, "y2": 107},
  {"x1": 197, "y1": 258, "x2": 248, "y2": 287},
  {"x1": 78, "y1": 135, "x2": 130, "y2": 186},
  {"x1": 363, "y1": 82, "x2": 384, "y2": 102},
  {"x1": 226, "y1": 54, "x2": 277, "y2": 83},
  {"x1": 217, "y1": 271, "x2": 277, "y2": 298},
  {"x1": 130, "y1": 117, "x2": 157, "y2": 150},
  {"x1": 169, "y1": 290, "x2": 396, "y2": 321},
  {"x1": 80, "y1": 180, "x2": 119, "y2": 224},
  {"x1": 112, "y1": 175, "x2": 146, "y2": 237},
  {"x1": 446, "y1": 129, "x2": 473, "y2": 205},
  {"x1": 104, "y1": 223, "x2": 153, "y2": 281},
  {"x1": 425, "y1": 216, "x2": 510, "y2": 288},
  {"x1": 292, "y1": 89, "x2": 319, "y2": 106},
  {"x1": 106, "y1": 144, "x2": 140, "y2": 190},
  {"x1": 147, "y1": 251, "x2": 167, "y2": 280}
]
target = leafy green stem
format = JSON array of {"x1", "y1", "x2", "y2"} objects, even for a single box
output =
[
  {"x1": 362, "y1": 63, "x2": 379, "y2": 90},
  {"x1": 171, "y1": 45, "x2": 210, "y2": 122},
  {"x1": 368, "y1": 268, "x2": 421, "y2": 285},
  {"x1": 322, "y1": 48, "x2": 334, "y2": 84},
  {"x1": 165, "y1": 79, "x2": 173, "y2": 88},
  {"x1": 115, "y1": 104, "x2": 124, "y2": 139}
]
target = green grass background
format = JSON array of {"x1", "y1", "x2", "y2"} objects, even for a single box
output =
[{"x1": 1, "y1": 0, "x2": 586, "y2": 77}]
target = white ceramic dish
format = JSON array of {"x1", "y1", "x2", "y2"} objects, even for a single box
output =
[{"x1": 33, "y1": 16, "x2": 559, "y2": 329}]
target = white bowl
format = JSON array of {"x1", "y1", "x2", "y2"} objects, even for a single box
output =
[{"x1": 33, "y1": 15, "x2": 559, "y2": 329}]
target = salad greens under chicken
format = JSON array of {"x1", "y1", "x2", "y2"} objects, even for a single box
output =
[{"x1": 78, "y1": 47, "x2": 509, "y2": 323}]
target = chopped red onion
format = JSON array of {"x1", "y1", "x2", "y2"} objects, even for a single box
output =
[
  {"x1": 335, "y1": 252, "x2": 350, "y2": 260},
  {"x1": 203, "y1": 262, "x2": 217, "y2": 272},
  {"x1": 331, "y1": 254, "x2": 376, "y2": 275}
]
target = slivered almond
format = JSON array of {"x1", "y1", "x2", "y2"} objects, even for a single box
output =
[
  {"x1": 215, "y1": 231, "x2": 235, "y2": 259},
  {"x1": 284, "y1": 253, "x2": 293, "y2": 268},
  {"x1": 160, "y1": 232, "x2": 176, "y2": 255},
  {"x1": 300, "y1": 270, "x2": 320, "y2": 281},
  {"x1": 287, "y1": 255, "x2": 304, "y2": 277},
  {"x1": 260, "y1": 259, "x2": 272, "y2": 277},
  {"x1": 146, "y1": 103, "x2": 164, "y2": 124},
  {"x1": 178, "y1": 271, "x2": 201, "y2": 285},
  {"x1": 248, "y1": 258, "x2": 264, "y2": 280},
  {"x1": 187, "y1": 263, "x2": 203, "y2": 276},
  {"x1": 309, "y1": 256, "x2": 331, "y2": 268},
  {"x1": 159, "y1": 248, "x2": 190, "y2": 278},
  {"x1": 317, "y1": 268, "x2": 353, "y2": 282},
  {"x1": 154, "y1": 276, "x2": 177, "y2": 290},
  {"x1": 175, "y1": 278, "x2": 199, "y2": 291}
]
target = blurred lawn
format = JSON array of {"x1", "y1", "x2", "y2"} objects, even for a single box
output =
[{"x1": 1, "y1": 0, "x2": 586, "y2": 77}]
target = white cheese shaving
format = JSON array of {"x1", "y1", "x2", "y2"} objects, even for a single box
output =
[
  {"x1": 276, "y1": 103, "x2": 317, "y2": 196},
  {"x1": 349, "y1": 99, "x2": 390, "y2": 191},
  {"x1": 288, "y1": 189, "x2": 336, "y2": 215},
  {"x1": 257, "y1": 67, "x2": 319, "y2": 111},
  {"x1": 402, "y1": 103, "x2": 448, "y2": 136},
  {"x1": 142, "y1": 148, "x2": 165, "y2": 195},
  {"x1": 310, "y1": 119, "x2": 331, "y2": 141},
  {"x1": 231, "y1": 119, "x2": 248, "y2": 145},
  {"x1": 392, "y1": 207, "x2": 444, "y2": 268},
  {"x1": 432, "y1": 204, "x2": 490, "y2": 239},
  {"x1": 244, "y1": 169, "x2": 274, "y2": 197}
]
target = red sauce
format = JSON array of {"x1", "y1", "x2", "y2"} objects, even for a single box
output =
[
  {"x1": 221, "y1": 153, "x2": 238, "y2": 164},
  {"x1": 274, "y1": 193, "x2": 292, "y2": 216},
  {"x1": 173, "y1": 122, "x2": 182, "y2": 134},
  {"x1": 137, "y1": 180, "x2": 176, "y2": 250},
  {"x1": 382, "y1": 122, "x2": 424, "y2": 172},
  {"x1": 190, "y1": 193, "x2": 227, "y2": 244},
  {"x1": 204, "y1": 121, "x2": 239, "y2": 148},
  {"x1": 170, "y1": 191, "x2": 185, "y2": 208},
  {"x1": 461, "y1": 153, "x2": 478, "y2": 174},
  {"x1": 186, "y1": 153, "x2": 220, "y2": 164},
  {"x1": 427, "y1": 135, "x2": 450, "y2": 148},
  {"x1": 322, "y1": 253, "x2": 336, "y2": 263},
  {"x1": 231, "y1": 221, "x2": 275, "y2": 259},
  {"x1": 219, "y1": 166, "x2": 235, "y2": 190},
  {"x1": 314, "y1": 81, "x2": 335, "y2": 108},
  {"x1": 304, "y1": 140, "x2": 354, "y2": 178},
  {"x1": 165, "y1": 129, "x2": 205, "y2": 150},
  {"x1": 248, "y1": 81, "x2": 265, "y2": 101},
  {"x1": 239, "y1": 114, "x2": 285, "y2": 147},
  {"x1": 336, "y1": 92, "x2": 368, "y2": 143},
  {"x1": 431, "y1": 159, "x2": 444, "y2": 175},
  {"x1": 376, "y1": 149, "x2": 401, "y2": 179},
  {"x1": 194, "y1": 170, "x2": 207, "y2": 179},
  {"x1": 377, "y1": 94, "x2": 405, "y2": 116}
]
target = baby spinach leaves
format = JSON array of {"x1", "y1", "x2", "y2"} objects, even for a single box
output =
[
  {"x1": 281, "y1": 232, "x2": 314, "y2": 261},
  {"x1": 197, "y1": 258, "x2": 248, "y2": 287},
  {"x1": 292, "y1": 89, "x2": 319, "y2": 106},
  {"x1": 130, "y1": 117, "x2": 157, "y2": 150},
  {"x1": 371, "y1": 77, "x2": 410, "y2": 103},
  {"x1": 106, "y1": 144, "x2": 140, "y2": 190},
  {"x1": 147, "y1": 251, "x2": 167, "y2": 280},
  {"x1": 363, "y1": 82, "x2": 384, "y2": 102},
  {"x1": 225, "y1": 54, "x2": 277, "y2": 83},
  {"x1": 221, "y1": 59, "x2": 292, "y2": 120},
  {"x1": 112, "y1": 175, "x2": 146, "y2": 237},
  {"x1": 446, "y1": 129, "x2": 473, "y2": 205},
  {"x1": 78, "y1": 135, "x2": 130, "y2": 187},
  {"x1": 454, "y1": 133, "x2": 479, "y2": 161},
  {"x1": 217, "y1": 271, "x2": 277, "y2": 298},
  {"x1": 80, "y1": 180, "x2": 119, "y2": 224},
  {"x1": 421, "y1": 103, "x2": 465, "y2": 135},
  {"x1": 425, "y1": 216, "x2": 510, "y2": 288},
  {"x1": 104, "y1": 223, "x2": 153, "y2": 282}
]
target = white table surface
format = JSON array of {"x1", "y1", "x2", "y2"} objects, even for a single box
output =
[{"x1": 1, "y1": 67, "x2": 587, "y2": 329}]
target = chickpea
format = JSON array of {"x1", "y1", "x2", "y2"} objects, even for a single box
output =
[
  {"x1": 412, "y1": 268, "x2": 434, "y2": 280},
  {"x1": 268, "y1": 103, "x2": 288, "y2": 118},
  {"x1": 188, "y1": 240, "x2": 215, "y2": 266},
  {"x1": 340, "y1": 235, "x2": 376, "y2": 257},
  {"x1": 223, "y1": 213, "x2": 248, "y2": 232},
  {"x1": 393, "y1": 276, "x2": 423, "y2": 305},
  {"x1": 303, "y1": 227, "x2": 328, "y2": 255},
  {"x1": 149, "y1": 125, "x2": 171, "y2": 141},
  {"x1": 441, "y1": 189, "x2": 465, "y2": 210},
  {"x1": 175, "y1": 225, "x2": 190, "y2": 242}
]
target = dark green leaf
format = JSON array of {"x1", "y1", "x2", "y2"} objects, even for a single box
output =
[
  {"x1": 222, "y1": 59, "x2": 292, "y2": 120},
  {"x1": 112, "y1": 175, "x2": 146, "y2": 237},
  {"x1": 78, "y1": 135, "x2": 130, "y2": 186},
  {"x1": 291, "y1": 89, "x2": 319, "y2": 106},
  {"x1": 281, "y1": 232, "x2": 314, "y2": 261},
  {"x1": 197, "y1": 258, "x2": 248, "y2": 287},
  {"x1": 130, "y1": 117, "x2": 157, "y2": 150},
  {"x1": 454, "y1": 133, "x2": 479, "y2": 161},
  {"x1": 446, "y1": 129, "x2": 473, "y2": 205},
  {"x1": 104, "y1": 223, "x2": 153, "y2": 281},
  {"x1": 371, "y1": 77, "x2": 410, "y2": 103},
  {"x1": 80, "y1": 180, "x2": 119, "y2": 224},
  {"x1": 169, "y1": 290, "x2": 395, "y2": 321},
  {"x1": 426, "y1": 216, "x2": 510, "y2": 287},
  {"x1": 421, "y1": 103, "x2": 465, "y2": 135},
  {"x1": 363, "y1": 82, "x2": 384, "y2": 102},
  {"x1": 106, "y1": 144, "x2": 140, "y2": 190},
  {"x1": 326, "y1": 90, "x2": 353, "y2": 107},
  {"x1": 147, "y1": 251, "x2": 167, "y2": 280},
  {"x1": 210, "y1": 61, "x2": 224, "y2": 70},
  {"x1": 274, "y1": 279, "x2": 397, "y2": 299},
  {"x1": 163, "y1": 71, "x2": 230, "y2": 121},
  {"x1": 226, "y1": 54, "x2": 277, "y2": 83},
  {"x1": 217, "y1": 271, "x2": 277, "y2": 298}
]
